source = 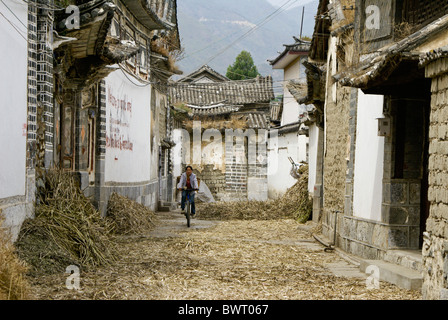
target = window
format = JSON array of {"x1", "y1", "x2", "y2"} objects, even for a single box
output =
[{"x1": 399, "y1": 0, "x2": 448, "y2": 28}]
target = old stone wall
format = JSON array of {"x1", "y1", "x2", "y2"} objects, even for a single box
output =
[{"x1": 422, "y1": 57, "x2": 448, "y2": 299}]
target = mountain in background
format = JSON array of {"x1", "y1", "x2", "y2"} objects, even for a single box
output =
[{"x1": 174, "y1": 0, "x2": 319, "y2": 93}]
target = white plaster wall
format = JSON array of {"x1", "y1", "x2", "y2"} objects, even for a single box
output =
[
  {"x1": 172, "y1": 128, "x2": 183, "y2": 178},
  {"x1": 0, "y1": 0, "x2": 28, "y2": 199},
  {"x1": 298, "y1": 134, "x2": 308, "y2": 163},
  {"x1": 104, "y1": 68, "x2": 151, "y2": 183},
  {"x1": 267, "y1": 132, "x2": 300, "y2": 198},
  {"x1": 353, "y1": 90, "x2": 385, "y2": 221},
  {"x1": 323, "y1": 36, "x2": 338, "y2": 158},
  {"x1": 281, "y1": 57, "x2": 307, "y2": 126},
  {"x1": 247, "y1": 177, "x2": 268, "y2": 201},
  {"x1": 308, "y1": 124, "x2": 319, "y2": 194}
]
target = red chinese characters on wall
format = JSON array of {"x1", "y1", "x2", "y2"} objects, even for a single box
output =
[{"x1": 106, "y1": 86, "x2": 134, "y2": 151}]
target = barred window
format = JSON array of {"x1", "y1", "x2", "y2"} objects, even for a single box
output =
[{"x1": 400, "y1": 0, "x2": 448, "y2": 27}]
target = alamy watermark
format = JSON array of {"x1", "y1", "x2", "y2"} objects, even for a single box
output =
[
  {"x1": 66, "y1": 265, "x2": 81, "y2": 291},
  {"x1": 366, "y1": 265, "x2": 380, "y2": 290},
  {"x1": 172, "y1": 121, "x2": 282, "y2": 175},
  {"x1": 65, "y1": 5, "x2": 80, "y2": 30},
  {"x1": 365, "y1": 5, "x2": 380, "y2": 30}
]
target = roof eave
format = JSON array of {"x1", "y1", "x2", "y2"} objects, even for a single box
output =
[
  {"x1": 122, "y1": 0, "x2": 175, "y2": 31},
  {"x1": 270, "y1": 51, "x2": 305, "y2": 69}
]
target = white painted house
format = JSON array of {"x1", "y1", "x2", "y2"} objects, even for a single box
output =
[
  {"x1": 267, "y1": 38, "x2": 311, "y2": 199},
  {"x1": 0, "y1": 0, "x2": 34, "y2": 240},
  {"x1": 102, "y1": 67, "x2": 157, "y2": 210}
]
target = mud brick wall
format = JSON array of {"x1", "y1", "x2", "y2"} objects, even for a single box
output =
[
  {"x1": 422, "y1": 58, "x2": 448, "y2": 299},
  {"x1": 322, "y1": 83, "x2": 351, "y2": 241},
  {"x1": 247, "y1": 159, "x2": 268, "y2": 201},
  {"x1": 93, "y1": 81, "x2": 107, "y2": 216}
]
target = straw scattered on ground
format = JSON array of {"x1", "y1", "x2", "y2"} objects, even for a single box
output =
[
  {"x1": 28, "y1": 215, "x2": 421, "y2": 300},
  {"x1": 14, "y1": 168, "x2": 421, "y2": 300},
  {"x1": 0, "y1": 213, "x2": 30, "y2": 300}
]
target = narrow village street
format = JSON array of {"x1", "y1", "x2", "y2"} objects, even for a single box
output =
[
  {"x1": 6, "y1": 0, "x2": 448, "y2": 302},
  {"x1": 28, "y1": 210, "x2": 421, "y2": 300}
]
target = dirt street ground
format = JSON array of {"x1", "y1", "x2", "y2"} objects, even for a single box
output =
[{"x1": 28, "y1": 211, "x2": 422, "y2": 300}]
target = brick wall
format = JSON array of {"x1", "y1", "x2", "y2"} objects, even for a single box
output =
[
  {"x1": 224, "y1": 134, "x2": 248, "y2": 200},
  {"x1": 158, "y1": 95, "x2": 167, "y2": 141},
  {"x1": 344, "y1": 88, "x2": 358, "y2": 216},
  {"x1": 225, "y1": 162, "x2": 247, "y2": 200},
  {"x1": 195, "y1": 164, "x2": 226, "y2": 201},
  {"x1": 93, "y1": 81, "x2": 107, "y2": 216}
]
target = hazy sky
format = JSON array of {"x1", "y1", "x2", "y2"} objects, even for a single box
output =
[{"x1": 267, "y1": 0, "x2": 313, "y2": 8}]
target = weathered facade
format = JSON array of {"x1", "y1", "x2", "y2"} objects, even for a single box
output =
[
  {"x1": 53, "y1": 0, "x2": 180, "y2": 215},
  {"x1": 169, "y1": 66, "x2": 274, "y2": 202},
  {"x1": 0, "y1": 0, "x2": 181, "y2": 239},
  {"x1": 305, "y1": 0, "x2": 448, "y2": 297}
]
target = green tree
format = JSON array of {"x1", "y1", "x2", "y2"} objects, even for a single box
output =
[{"x1": 226, "y1": 50, "x2": 260, "y2": 80}]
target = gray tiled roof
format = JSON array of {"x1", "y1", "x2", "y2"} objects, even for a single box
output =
[
  {"x1": 180, "y1": 105, "x2": 269, "y2": 129},
  {"x1": 186, "y1": 103, "x2": 241, "y2": 116},
  {"x1": 246, "y1": 112, "x2": 269, "y2": 129},
  {"x1": 177, "y1": 64, "x2": 229, "y2": 83},
  {"x1": 420, "y1": 45, "x2": 448, "y2": 67},
  {"x1": 286, "y1": 80, "x2": 307, "y2": 102},
  {"x1": 270, "y1": 101, "x2": 282, "y2": 122},
  {"x1": 169, "y1": 76, "x2": 274, "y2": 106}
]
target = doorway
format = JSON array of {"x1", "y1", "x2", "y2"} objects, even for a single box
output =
[{"x1": 388, "y1": 84, "x2": 431, "y2": 249}]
